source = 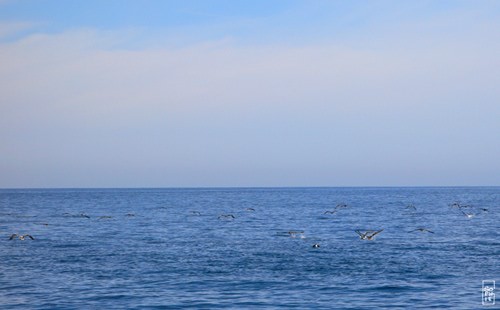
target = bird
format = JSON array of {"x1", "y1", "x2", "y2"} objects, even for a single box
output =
[
  {"x1": 355, "y1": 229, "x2": 384, "y2": 240},
  {"x1": 461, "y1": 211, "x2": 475, "y2": 218},
  {"x1": 288, "y1": 231, "x2": 305, "y2": 238},
  {"x1": 449, "y1": 202, "x2": 461, "y2": 208},
  {"x1": 409, "y1": 228, "x2": 434, "y2": 234},
  {"x1": 245, "y1": 208, "x2": 255, "y2": 211},
  {"x1": 335, "y1": 203, "x2": 349, "y2": 209},
  {"x1": 189, "y1": 211, "x2": 201, "y2": 216},
  {"x1": 312, "y1": 243, "x2": 320, "y2": 248},
  {"x1": 218, "y1": 214, "x2": 235, "y2": 220},
  {"x1": 405, "y1": 204, "x2": 417, "y2": 210},
  {"x1": 63, "y1": 213, "x2": 90, "y2": 218},
  {"x1": 125, "y1": 213, "x2": 135, "y2": 217},
  {"x1": 9, "y1": 234, "x2": 34, "y2": 240},
  {"x1": 324, "y1": 210, "x2": 337, "y2": 215}
]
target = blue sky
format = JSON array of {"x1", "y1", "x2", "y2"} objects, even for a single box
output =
[{"x1": 0, "y1": 1, "x2": 499, "y2": 187}]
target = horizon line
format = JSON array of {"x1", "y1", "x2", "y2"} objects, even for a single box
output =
[{"x1": 1, "y1": 185, "x2": 499, "y2": 190}]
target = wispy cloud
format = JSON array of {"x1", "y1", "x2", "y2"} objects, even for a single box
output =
[{"x1": 0, "y1": 21, "x2": 37, "y2": 38}]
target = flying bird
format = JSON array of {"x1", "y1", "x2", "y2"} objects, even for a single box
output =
[
  {"x1": 461, "y1": 211, "x2": 475, "y2": 218},
  {"x1": 355, "y1": 229, "x2": 384, "y2": 240},
  {"x1": 9, "y1": 234, "x2": 34, "y2": 240},
  {"x1": 63, "y1": 213, "x2": 90, "y2": 218},
  {"x1": 405, "y1": 204, "x2": 417, "y2": 210},
  {"x1": 409, "y1": 228, "x2": 434, "y2": 234},
  {"x1": 288, "y1": 230, "x2": 305, "y2": 238},
  {"x1": 218, "y1": 214, "x2": 235, "y2": 220},
  {"x1": 335, "y1": 203, "x2": 349, "y2": 209}
]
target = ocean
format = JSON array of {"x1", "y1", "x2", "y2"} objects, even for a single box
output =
[{"x1": 1, "y1": 187, "x2": 499, "y2": 309}]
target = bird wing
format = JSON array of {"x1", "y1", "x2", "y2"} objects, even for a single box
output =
[
  {"x1": 9, "y1": 234, "x2": 18, "y2": 240},
  {"x1": 218, "y1": 214, "x2": 235, "y2": 219},
  {"x1": 370, "y1": 229, "x2": 384, "y2": 237},
  {"x1": 355, "y1": 230, "x2": 365, "y2": 237},
  {"x1": 24, "y1": 234, "x2": 34, "y2": 240}
]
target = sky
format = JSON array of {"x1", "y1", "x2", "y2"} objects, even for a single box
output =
[{"x1": 0, "y1": 0, "x2": 499, "y2": 188}]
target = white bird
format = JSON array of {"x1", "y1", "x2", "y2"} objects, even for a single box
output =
[
  {"x1": 461, "y1": 211, "x2": 475, "y2": 218},
  {"x1": 288, "y1": 230, "x2": 305, "y2": 238}
]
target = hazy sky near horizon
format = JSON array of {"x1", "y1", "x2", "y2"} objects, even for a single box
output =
[{"x1": 1, "y1": 1, "x2": 499, "y2": 187}]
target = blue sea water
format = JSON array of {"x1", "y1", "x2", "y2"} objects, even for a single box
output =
[{"x1": 0, "y1": 187, "x2": 499, "y2": 309}]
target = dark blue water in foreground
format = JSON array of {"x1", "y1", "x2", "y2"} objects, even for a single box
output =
[{"x1": 1, "y1": 187, "x2": 499, "y2": 309}]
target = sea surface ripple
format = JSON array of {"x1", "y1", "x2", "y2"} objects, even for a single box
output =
[{"x1": 1, "y1": 187, "x2": 499, "y2": 309}]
